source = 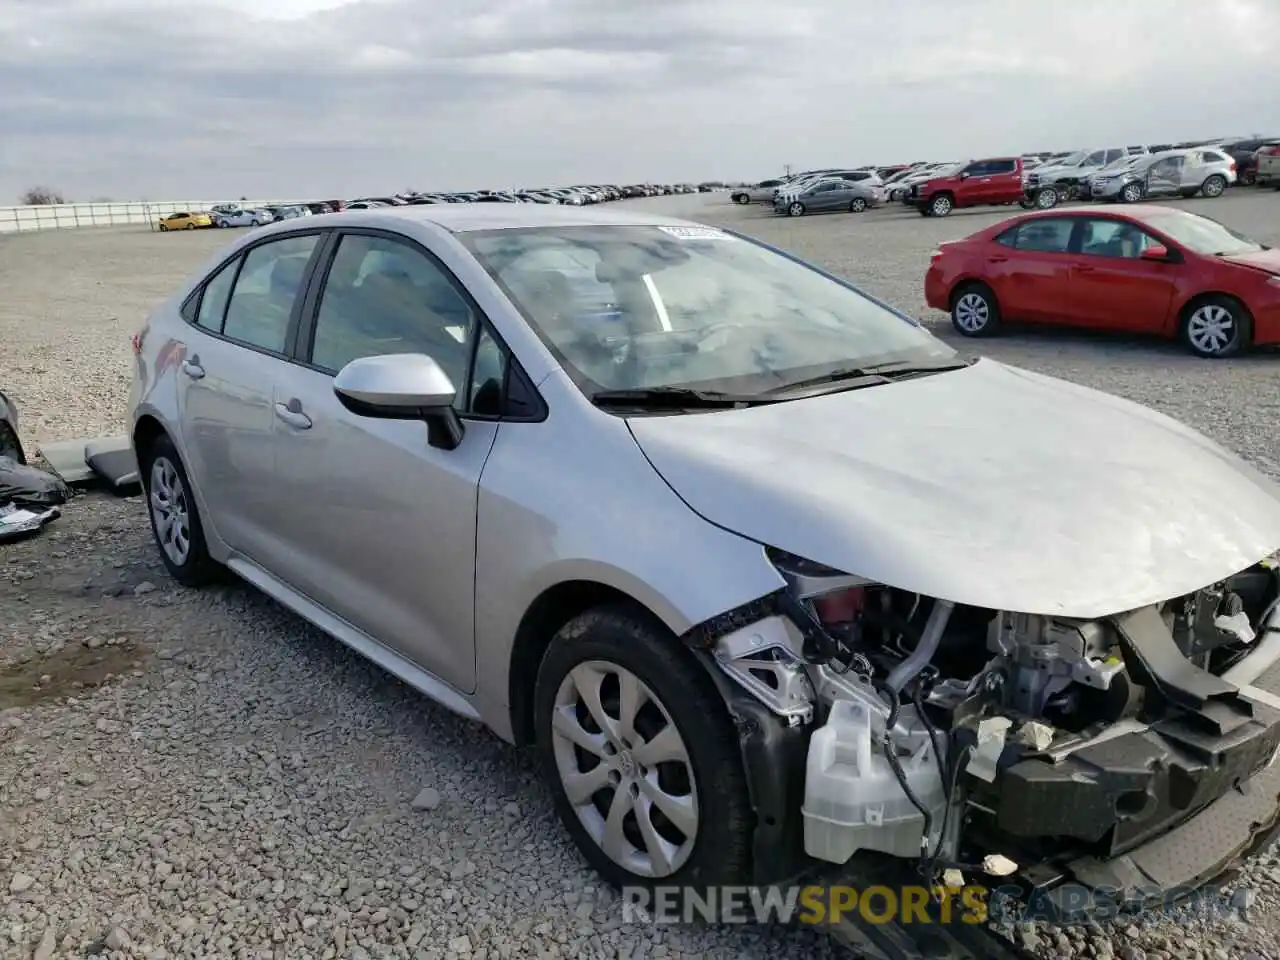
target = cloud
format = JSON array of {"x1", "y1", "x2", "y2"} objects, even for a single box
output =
[{"x1": 1, "y1": 0, "x2": 1277, "y2": 200}]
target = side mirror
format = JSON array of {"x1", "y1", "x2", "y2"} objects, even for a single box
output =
[
  {"x1": 333, "y1": 353, "x2": 464, "y2": 449},
  {"x1": 1140, "y1": 244, "x2": 1171, "y2": 262},
  {"x1": 959, "y1": 171, "x2": 970, "y2": 180}
]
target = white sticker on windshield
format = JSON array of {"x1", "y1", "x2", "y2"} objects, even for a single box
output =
[{"x1": 657, "y1": 226, "x2": 735, "y2": 241}]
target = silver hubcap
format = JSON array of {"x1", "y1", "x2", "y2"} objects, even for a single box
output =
[
  {"x1": 550, "y1": 661, "x2": 699, "y2": 878},
  {"x1": 954, "y1": 292, "x2": 990, "y2": 332},
  {"x1": 1187, "y1": 305, "x2": 1235, "y2": 354},
  {"x1": 789, "y1": 203, "x2": 802, "y2": 216},
  {"x1": 1204, "y1": 178, "x2": 1223, "y2": 197},
  {"x1": 149, "y1": 456, "x2": 191, "y2": 565},
  {"x1": 852, "y1": 200, "x2": 865, "y2": 211},
  {"x1": 1037, "y1": 190, "x2": 1055, "y2": 208},
  {"x1": 933, "y1": 197, "x2": 951, "y2": 214}
]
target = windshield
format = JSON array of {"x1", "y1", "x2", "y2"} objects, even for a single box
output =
[
  {"x1": 462, "y1": 225, "x2": 955, "y2": 397},
  {"x1": 1100, "y1": 155, "x2": 1138, "y2": 172},
  {"x1": 1056, "y1": 151, "x2": 1088, "y2": 166},
  {"x1": 1145, "y1": 212, "x2": 1264, "y2": 257}
]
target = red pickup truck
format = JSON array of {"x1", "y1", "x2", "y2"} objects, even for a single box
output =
[{"x1": 905, "y1": 157, "x2": 1055, "y2": 216}]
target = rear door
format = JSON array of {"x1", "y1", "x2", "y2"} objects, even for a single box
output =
[
  {"x1": 1062, "y1": 218, "x2": 1178, "y2": 331},
  {"x1": 267, "y1": 229, "x2": 507, "y2": 694},
  {"x1": 986, "y1": 216, "x2": 1078, "y2": 321},
  {"x1": 983, "y1": 159, "x2": 1023, "y2": 203},
  {"x1": 175, "y1": 231, "x2": 325, "y2": 564}
]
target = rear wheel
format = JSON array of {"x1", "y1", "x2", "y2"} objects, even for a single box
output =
[
  {"x1": 1240, "y1": 169, "x2": 1257, "y2": 186},
  {"x1": 849, "y1": 197, "x2": 867, "y2": 213},
  {"x1": 534, "y1": 606, "x2": 753, "y2": 891},
  {"x1": 139, "y1": 433, "x2": 221, "y2": 586},
  {"x1": 184, "y1": 223, "x2": 195, "y2": 230},
  {"x1": 951, "y1": 282, "x2": 1002, "y2": 337},
  {"x1": 1201, "y1": 174, "x2": 1227, "y2": 198},
  {"x1": 731, "y1": 193, "x2": 749, "y2": 204},
  {"x1": 1181, "y1": 295, "x2": 1252, "y2": 358}
]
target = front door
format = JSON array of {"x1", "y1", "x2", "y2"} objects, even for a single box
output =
[
  {"x1": 268, "y1": 230, "x2": 500, "y2": 694},
  {"x1": 1062, "y1": 219, "x2": 1178, "y2": 331},
  {"x1": 1145, "y1": 156, "x2": 1184, "y2": 197},
  {"x1": 176, "y1": 232, "x2": 322, "y2": 565}
]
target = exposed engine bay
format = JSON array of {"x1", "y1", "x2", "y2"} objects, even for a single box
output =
[{"x1": 704, "y1": 548, "x2": 1280, "y2": 903}]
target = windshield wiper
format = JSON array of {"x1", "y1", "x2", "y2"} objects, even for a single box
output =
[
  {"x1": 590, "y1": 387, "x2": 771, "y2": 409},
  {"x1": 764, "y1": 358, "x2": 970, "y2": 396}
]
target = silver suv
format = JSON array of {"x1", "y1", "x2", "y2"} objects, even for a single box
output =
[{"x1": 1091, "y1": 148, "x2": 1237, "y2": 202}]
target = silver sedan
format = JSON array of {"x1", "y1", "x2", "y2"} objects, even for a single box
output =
[{"x1": 129, "y1": 204, "x2": 1280, "y2": 945}]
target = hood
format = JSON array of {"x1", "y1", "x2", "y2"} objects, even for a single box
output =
[
  {"x1": 1222, "y1": 248, "x2": 1280, "y2": 276},
  {"x1": 627, "y1": 359, "x2": 1280, "y2": 619}
]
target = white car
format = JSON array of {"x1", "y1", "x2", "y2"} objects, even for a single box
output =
[{"x1": 212, "y1": 208, "x2": 271, "y2": 228}]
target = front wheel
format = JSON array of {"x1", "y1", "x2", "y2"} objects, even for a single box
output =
[
  {"x1": 534, "y1": 606, "x2": 753, "y2": 890},
  {"x1": 158, "y1": 224, "x2": 168, "y2": 232},
  {"x1": 1035, "y1": 187, "x2": 1058, "y2": 209},
  {"x1": 1181, "y1": 295, "x2": 1252, "y2": 358},
  {"x1": 929, "y1": 193, "x2": 953, "y2": 217},
  {"x1": 1201, "y1": 174, "x2": 1227, "y2": 198},
  {"x1": 731, "y1": 193, "x2": 748, "y2": 204},
  {"x1": 140, "y1": 434, "x2": 221, "y2": 586},
  {"x1": 951, "y1": 282, "x2": 1002, "y2": 337},
  {"x1": 1120, "y1": 181, "x2": 1144, "y2": 203},
  {"x1": 184, "y1": 223, "x2": 195, "y2": 230},
  {"x1": 788, "y1": 201, "x2": 805, "y2": 217}
]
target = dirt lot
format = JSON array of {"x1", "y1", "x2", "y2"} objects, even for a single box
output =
[{"x1": 2, "y1": 193, "x2": 1279, "y2": 960}]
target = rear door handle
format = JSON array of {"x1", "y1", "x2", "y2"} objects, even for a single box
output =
[
  {"x1": 1075, "y1": 264, "x2": 1096, "y2": 273},
  {"x1": 274, "y1": 400, "x2": 312, "y2": 430},
  {"x1": 181, "y1": 358, "x2": 205, "y2": 379}
]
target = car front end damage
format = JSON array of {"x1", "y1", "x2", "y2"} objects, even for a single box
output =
[{"x1": 683, "y1": 550, "x2": 1280, "y2": 954}]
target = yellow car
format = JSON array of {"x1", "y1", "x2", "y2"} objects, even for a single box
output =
[{"x1": 157, "y1": 211, "x2": 212, "y2": 231}]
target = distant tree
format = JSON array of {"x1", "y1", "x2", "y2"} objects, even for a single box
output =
[{"x1": 21, "y1": 186, "x2": 67, "y2": 205}]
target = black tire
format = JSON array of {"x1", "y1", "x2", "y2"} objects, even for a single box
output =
[
  {"x1": 731, "y1": 193, "x2": 749, "y2": 205},
  {"x1": 184, "y1": 223, "x2": 195, "y2": 230},
  {"x1": 1240, "y1": 169, "x2": 1256, "y2": 187},
  {"x1": 1179, "y1": 294, "x2": 1252, "y2": 359},
  {"x1": 138, "y1": 433, "x2": 221, "y2": 586},
  {"x1": 1201, "y1": 174, "x2": 1227, "y2": 198},
  {"x1": 533, "y1": 605, "x2": 754, "y2": 893},
  {"x1": 0, "y1": 421, "x2": 26, "y2": 464},
  {"x1": 950, "y1": 282, "x2": 1002, "y2": 338},
  {"x1": 158, "y1": 224, "x2": 168, "y2": 232},
  {"x1": 929, "y1": 193, "x2": 953, "y2": 217},
  {"x1": 787, "y1": 201, "x2": 805, "y2": 217},
  {"x1": 849, "y1": 197, "x2": 867, "y2": 213},
  {"x1": 1120, "y1": 181, "x2": 1144, "y2": 204}
]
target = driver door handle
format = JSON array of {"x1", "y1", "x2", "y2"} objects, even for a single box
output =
[
  {"x1": 274, "y1": 399, "x2": 312, "y2": 430},
  {"x1": 181, "y1": 357, "x2": 205, "y2": 379},
  {"x1": 1075, "y1": 264, "x2": 1096, "y2": 273}
]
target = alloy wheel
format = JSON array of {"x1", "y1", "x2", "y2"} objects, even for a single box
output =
[
  {"x1": 149, "y1": 456, "x2": 191, "y2": 566},
  {"x1": 1186, "y1": 304, "x2": 1236, "y2": 356},
  {"x1": 1122, "y1": 183, "x2": 1143, "y2": 203},
  {"x1": 850, "y1": 198, "x2": 867, "y2": 212},
  {"x1": 954, "y1": 292, "x2": 990, "y2": 333},
  {"x1": 1203, "y1": 176, "x2": 1226, "y2": 198},
  {"x1": 931, "y1": 196, "x2": 952, "y2": 216},
  {"x1": 549, "y1": 660, "x2": 699, "y2": 879},
  {"x1": 788, "y1": 202, "x2": 804, "y2": 217}
]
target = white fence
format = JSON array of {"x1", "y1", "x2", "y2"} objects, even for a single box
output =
[{"x1": 0, "y1": 199, "x2": 298, "y2": 234}]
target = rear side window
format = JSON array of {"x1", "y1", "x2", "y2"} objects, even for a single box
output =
[
  {"x1": 196, "y1": 258, "x2": 239, "y2": 332},
  {"x1": 1013, "y1": 218, "x2": 1075, "y2": 253},
  {"x1": 987, "y1": 160, "x2": 1017, "y2": 174},
  {"x1": 222, "y1": 234, "x2": 319, "y2": 353}
]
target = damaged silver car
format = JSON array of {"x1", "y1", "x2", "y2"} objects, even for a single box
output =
[{"x1": 129, "y1": 204, "x2": 1280, "y2": 957}]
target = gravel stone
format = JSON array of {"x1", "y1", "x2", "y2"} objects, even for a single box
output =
[
  {"x1": 411, "y1": 786, "x2": 443, "y2": 811},
  {"x1": 1, "y1": 195, "x2": 1279, "y2": 960}
]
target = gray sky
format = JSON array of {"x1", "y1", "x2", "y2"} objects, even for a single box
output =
[{"x1": 3, "y1": 0, "x2": 1278, "y2": 202}]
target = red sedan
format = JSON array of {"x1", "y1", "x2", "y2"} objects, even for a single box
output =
[{"x1": 924, "y1": 205, "x2": 1280, "y2": 357}]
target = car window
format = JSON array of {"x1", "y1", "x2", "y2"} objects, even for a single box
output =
[
  {"x1": 222, "y1": 234, "x2": 318, "y2": 353},
  {"x1": 468, "y1": 324, "x2": 508, "y2": 416},
  {"x1": 1014, "y1": 218, "x2": 1075, "y2": 253},
  {"x1": 1105, "y1": 149, "x2": 1124, "y2": 164},
  {"x1": 1078, "y1": 219, "x2": 1157, "y2": 259},
  {"x1": 964, "y1": 161, "x2": 990, "y2": 176},
  {"x1": 994, "y1": 226, "x2": 1020, "y2": 248},
  {"x1": 196, "y1": 257, "x2": 239, "y2": 332},
  {"x1": 310, "y1": 234, "x2": 475, "y2": 391},
  {"x1": 987, "y1": 160, "x2": 1016, "y2": 174},
  {"x1": 1084, "y1": 151, "x2": 1107, "y2": 165},
  {"x1": 462, "y1": 225, "x2": 954, "y2": 397}
]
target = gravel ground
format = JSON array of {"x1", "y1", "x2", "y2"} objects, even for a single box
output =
[{"x1": 3, "y1": 193, "x2": 1280, "y2": 960}]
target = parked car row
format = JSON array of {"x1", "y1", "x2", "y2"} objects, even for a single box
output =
[
  {"x1": 733, "y1": 136, "x2": 1280, "y2": 222},
  {"x1": 345, "y1": 183, "x2": 715, "y2": 209}
]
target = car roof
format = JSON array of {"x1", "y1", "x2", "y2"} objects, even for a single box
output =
[
  {"x1": 1001, "y1": 204, "x2": 1195, "y2": 229},
  {"x1": 297, "y1": 203, "x2": 703, "y2": 234}
]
